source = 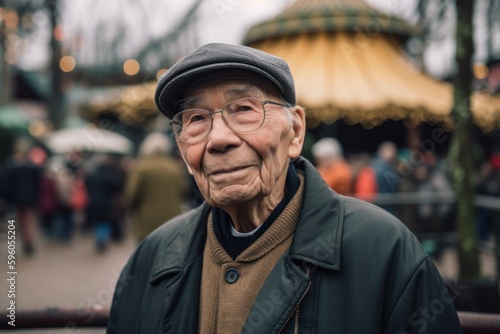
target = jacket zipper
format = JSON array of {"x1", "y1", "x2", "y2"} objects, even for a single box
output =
[{"x1": 278, "y1": 267, "x2": 311, "y2": 334}]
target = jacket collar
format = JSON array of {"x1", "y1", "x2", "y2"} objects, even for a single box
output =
[
  {"x1": 150, "y1": 203, "x2": 210, "y2": 283},
  {"x1": 150, "y1": 157, "x2": 344, "y2": 282},
  {"x1": 288, "y1": 157, "x2": 343, "y2": 271}
]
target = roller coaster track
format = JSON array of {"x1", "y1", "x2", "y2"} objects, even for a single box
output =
[{"x1": 134, "y1": 0, "x2": 205, "y2": 69}]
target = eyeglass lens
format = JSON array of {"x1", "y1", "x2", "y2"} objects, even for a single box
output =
[{"x1": 172, "y1": 97, "x2": 265, "y2": 142}]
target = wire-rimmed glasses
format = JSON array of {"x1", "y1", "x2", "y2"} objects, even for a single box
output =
[{"x1": 170, "y1": 97, "x2": 289, "y2": 143}]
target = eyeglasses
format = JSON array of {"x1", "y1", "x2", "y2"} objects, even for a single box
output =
[{"x1": 170, "y1": 97, "x2": 290, "y2": 143}]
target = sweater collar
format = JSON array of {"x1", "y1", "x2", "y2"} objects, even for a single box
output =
[
  {"x1": 211, "y1": 162, "x2": 301, "y2": 259},
  {"x1": 207, "y1": 172, "x2": 304, "y2": 264}
]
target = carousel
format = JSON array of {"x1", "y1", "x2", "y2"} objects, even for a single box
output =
[
  {"x1": 242, "y1": 0, "x2": 500, "y2": 152},
  {"x1": 81, "y1": 0, "x2": 500, "y2": 153},
  {"x1": 82, "y1": 82, "x2": 159, "y2": 127}
]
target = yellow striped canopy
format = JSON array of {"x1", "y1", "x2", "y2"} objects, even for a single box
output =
[{"x1": 243, "y1": 0, "x2": 500, "y2": 132}]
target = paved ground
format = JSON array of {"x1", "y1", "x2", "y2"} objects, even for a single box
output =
[
  {"x1": 0, "y1": 220, "x2": 497, "y2": 333},
  {"x1": 0, "y1": 233, "x2": 136, "y2": 310},
  {"x1": 0, "y1": 220, "x2": 137, "y2": 334}
]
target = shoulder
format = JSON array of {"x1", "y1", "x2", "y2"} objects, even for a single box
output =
[
  {"x1": 147, "y1": 204, "x2": 205, "y2": 245},
  {"x1": 123, "y1": 203, "x2": 209, "y2": 274},
  {"x1": 340, "y1": 194, "x2": 420, "y2": 244},
  {"x1": 340, "y1": 195, "x2": 403, "y2": 230},
  {"x1": 339, "y1": 195, "x2": 429, "y2": 271}
]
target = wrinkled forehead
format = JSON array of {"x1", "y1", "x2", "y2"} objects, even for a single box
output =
[{"x1": 179, "y1": 70, "x2": 281, "y2": 106}]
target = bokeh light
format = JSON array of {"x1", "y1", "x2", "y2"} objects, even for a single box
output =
[
  {"x1": 4, "y1": 10, "x2": 18, "y2": 29},
  {"x1": 28, "y1": 120, "x2": 49, "y2": 137},
  {"x1": 156, "y1": 68, "x2": 167, "y2": 80},
  {"x1": 123, "y1": 59, "x2": 140, "y2": 75},
  {"x1": 60, "y1": 55, "x2": 76, "y2": 72},
  {"x1": 473, "y1": 62, "x2": 489, "y2": 80},
  {"x1": 53, "y1": 24, "x2": 64, "y2": 41}
]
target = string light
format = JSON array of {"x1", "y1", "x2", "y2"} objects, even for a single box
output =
[
  {"x1": 60, "y1": 55, "x2": 76, "y2": 72},
  {"x1": 123, "y1": 59, "x2": 140, "y2": 75},
  {"x1": 473, "y1": 62, "x2": 489, "y2": 80}
]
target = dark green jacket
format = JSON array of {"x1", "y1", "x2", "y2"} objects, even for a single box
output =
[{"x1": 108, "y1": 157, "x2": 462, "y2": 334}]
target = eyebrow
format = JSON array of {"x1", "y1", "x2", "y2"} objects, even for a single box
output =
[
  {"x1": 178, "y1": 85, "x2": 262, "y2": 111},
  {"x1": 224, "y1": 85, "x2": 261, "y2": 99},
  {"x1": 177, "y1": 96, "x2": 204, "y2": 111}
]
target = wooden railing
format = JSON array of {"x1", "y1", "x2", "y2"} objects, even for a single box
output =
[
  {"x1": 1, "y1": 193, "x2": 498, "y2": 331},
  {"x1": 1, "y1": 308, "x2": 500, "y2": 333}
]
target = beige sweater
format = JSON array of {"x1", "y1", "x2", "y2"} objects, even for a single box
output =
[{"x1": 199, "y1": 176, "x2": 304, "y2": 334}]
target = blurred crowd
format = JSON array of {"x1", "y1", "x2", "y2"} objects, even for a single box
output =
[
  {"x1": 311, "y1": 137, "x2": 500, "y2": 256},
  {"x1": 0, "y1": 132, "x2": 192, "y2": 256},
  {"x1": 0, "y1": 133, "x2": 499, "y2": 257}
]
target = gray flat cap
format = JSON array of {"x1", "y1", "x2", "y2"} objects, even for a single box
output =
[{"x1": 155, "y1": 43, "x2": 296, "y2": 119}]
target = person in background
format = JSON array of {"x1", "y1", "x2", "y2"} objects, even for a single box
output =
[
  {"x1": 85, "y1": 154, "x2": 119, "y2": 252},
  {"x1": 350, "y1": 152, "x2": 378, "y2": 200},
  {"x1": 108, "y1": 43, "x2": 461, "y2": 333},
  {"x1": 475, "y1": 154, "x2": 500, "y2": 251},
  {"x1": 108, "y1": 156, "x2": 127, "y2": 242},
  {"x1": 50, "y1": 156, "x2": 78, "y2": 242},
  {"x1": 413, "y1": 152, "x2": 453, "y2": 257},
  {"x1": 395, "y1": 148, "x2": 420, "y2": 233},
  {"x1": 373, "y1": 141, "x2": 399, "y2": 215},
  {"x1": 28, "y1": 146, "x2": 59, "y2": 240},
  {"x1": 70, "y1": 165, "x2": 89, "y2": 234},
  {"x1": 5, "y1": 139, "x2": 42, "y2": 255},
  {"x1": 39, "y1": 163, "x2": 60, "y2": 239},
  {"x1": 311, "y1": 137, "x2": 352, "y2": 195},
  {"x1": 0, "y1": 163, "x2": 6, "y2": 221},
  {"x1": 124, "y1": 132, "x2": 188, "y2": 242}
]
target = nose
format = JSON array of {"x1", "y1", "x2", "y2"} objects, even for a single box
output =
[{"x1": 206, "y1": 113, "x2": 241, "y2": 153}]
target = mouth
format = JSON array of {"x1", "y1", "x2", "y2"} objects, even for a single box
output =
[{"x1": 209, "y1": 166, "x2": 249, "y2": 176}]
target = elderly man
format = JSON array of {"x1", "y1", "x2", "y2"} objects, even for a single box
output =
[{"x1": 107, "y1": 43, "x2": 461, "y2": 333}]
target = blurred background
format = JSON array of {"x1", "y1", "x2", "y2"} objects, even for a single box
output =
[{"x1": 0, "y1": 0, "x2": 500, "y2": 331}]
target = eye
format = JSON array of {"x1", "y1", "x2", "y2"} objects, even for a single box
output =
[
  {"x1": 235, "y1": 104, "x2": 254, "y2": 112},
  {"x1": 230, "y1": 99, "x2": 258, "y2": 113},
  {"x1": 182, "y1": 110, "x2": 209, "y2": 125},
  {"x1": 190, "y1": 114, "x2": 208, "y2": 122}
]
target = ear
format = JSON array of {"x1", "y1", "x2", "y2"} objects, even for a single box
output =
[{"x1": 288, "y1": 106, "x2": 306, "y2": 159}]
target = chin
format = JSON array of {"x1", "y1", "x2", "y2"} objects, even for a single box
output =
[{"x1": 210, "y1": 191, "x2": 259, "y2": 208}]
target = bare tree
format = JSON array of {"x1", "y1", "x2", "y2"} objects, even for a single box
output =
[
  {"x1": 45, "y1": 0, "x2": 64, "y2": 129},
  {"x1": 0, "y1": 0, "x2": 43, "y2": 104},
  {"x1": 0, "y1": 0, "x2": 65, "y2": 127},
  {"x1": 449, "y1": 0, "x2": 480, "y2": 280},
  {"x1": 0, "y1": 0, "x2": 12, "y2": 104},
  {"x1": 413, "y1": 0, "x2": 450, "y2": 73},
  {"x1": 486, "y1": 0, "x2": 500, "y2": 60}
]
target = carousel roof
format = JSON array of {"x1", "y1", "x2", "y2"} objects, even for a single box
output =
[
  {"x1": 249, "y1": 31, "x2": 454, "y2": 129},
  {"x1": 82, "y1": 82, "x2": 158, "y2": 126},
  {"x1": 243, "y1": 0, "x2": 417, "y2": 46},
  {"x1": 82, "y1": 0, "x2": 500, "y2": 132},
  {"x1": 243, "y1": 0, "x2": 500, "y2": 132}
]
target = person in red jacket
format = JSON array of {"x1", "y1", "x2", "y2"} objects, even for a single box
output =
[
  {"x1": 311, "y1": 137, "x2": 352, "y2": 195},
  {"x1": 351, "y1": 153, "x2": 378, "y2": 200}
]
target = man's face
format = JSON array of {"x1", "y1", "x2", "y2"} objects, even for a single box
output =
[{"x1": 176, "y1": 77, "x2": 305, "y2": 209}]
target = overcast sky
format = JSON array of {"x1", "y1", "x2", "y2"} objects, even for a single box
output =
[{"x1": 19, "y1": 0, "x2": 499, "y2": 79}]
